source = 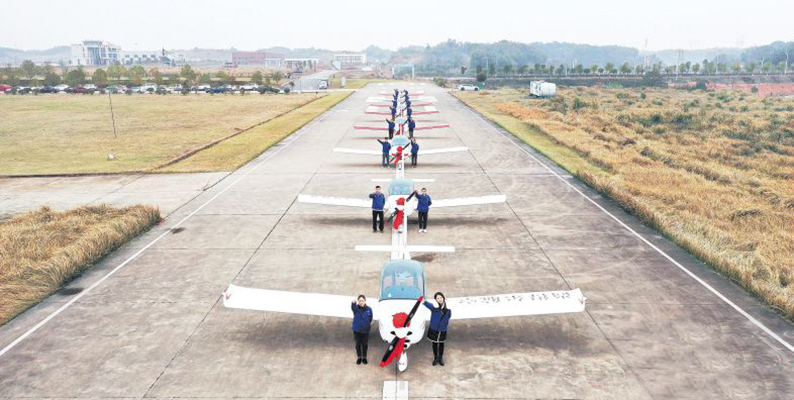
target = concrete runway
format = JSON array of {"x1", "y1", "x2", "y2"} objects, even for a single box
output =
[{"x1": 0, "y1": 83, "x2": 793, "y2": 399}]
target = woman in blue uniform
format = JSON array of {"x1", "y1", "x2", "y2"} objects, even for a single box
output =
[
  {"x1": 423, "y1": 292, "x2": 451, "y2": 366},
  {"x1": 351, "y1": 295, "x2": 373, "y2": 364}
]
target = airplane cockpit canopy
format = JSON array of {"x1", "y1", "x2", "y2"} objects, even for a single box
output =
[
  {"x1": 392, "y1": 136, "x2": 411, "y2": 148},
  {"x1": 388, "y1": 179, "x2": 414, "y2": 196},
  {"x1": 380, "y1": 260, "x2": 425, "y2": 300}
]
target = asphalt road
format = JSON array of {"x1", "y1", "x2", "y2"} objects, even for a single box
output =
[
  {"x1": 0, "y1": 82, "x2": 792, "y2": 399},
  {"x1": 292, "y1": 69, "x2": 337, "y2": 91}
]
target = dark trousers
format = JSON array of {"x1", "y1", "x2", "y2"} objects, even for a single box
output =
[
  {"x1": 418, "y1": 211, "x2": 428, "y2": 229},
  {"x1": 372, "y1": 210, "x2": 384, "y2": 231},
  {"x1": 354, "y1": 331, "x2": 369, "y2": 359},
  {"x1": 432, "y1": 342, "x2": 445, "y2": 361},
  {"x1": 411, "y1": 153, "x2": 418, "y2": 167},
  {"x1": 388, "y1": 128, "x2": 394, "y2": 139},
  {"x1": 408, "y1": 128, "x2": 414, "y2": 139}
]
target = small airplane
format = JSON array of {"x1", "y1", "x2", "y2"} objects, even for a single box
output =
[
  {"x1": 332, "y1": 135, "x2": 467, "y2": 164},
  {"x1": 223, "y1": 149, "x2": 587, "y2": 372},
  {"x1": 353, "y1": 116, "x2": 450, "y2": 135},
  {"x1": 380, "y1": 90, "x2": 425, "y2": 96},
  {"x1": 366, "y1": 106, "x2": 439, "y2": 116},
  {"x1": 366, "y1": 96, "x2": 437, "y2": 104}
]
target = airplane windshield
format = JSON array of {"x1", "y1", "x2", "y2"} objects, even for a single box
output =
[
  {"x1": 380, "y1": 261, "x2": 424, "y2": 300},
  {"x1": 388, "y1": 179, "x2": 414, "y2": 196}
]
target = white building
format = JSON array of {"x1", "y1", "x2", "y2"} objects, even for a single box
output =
[
  {"x1": 334, "y1": 53, "x2": 367, "y2": 65},
  {"x1": 122, "y1": 51, "x2": 160, "y2": 65},
  {"x1": 70, "y1": 40, "x2": 121, "y2": 66}
]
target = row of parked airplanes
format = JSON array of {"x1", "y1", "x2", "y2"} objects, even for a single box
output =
[{"x1": 222, "y1": 87, "x2": 587, "y2": 372}]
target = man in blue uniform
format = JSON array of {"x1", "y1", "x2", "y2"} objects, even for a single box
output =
[
  {"x1": 406, "y1": 107, "x2": 413, "y2": 118},
  {"x1": 385, "y1": 118, "x2": 396, "y2": 139},
  {"x1": 407, "y1": 117, "x2": 416, "y2": 138},
  {"x1": 389, "y1": 106, "x2": 397, "y2": 120},
  {"x1": 413, "y1": 187, "x2": 431, "y2": 232},
  {"x1": 377, "y1": 137, "x2": 391, "y2": 167},
  {"x1": 351, "y1": 295, "x2": 373, "y2": 364},
  {"x1": 369, "y1": 185, "x2": 386, "y2": 232},
  {"x1": 409, "y1": 138, "x2": 419, "y2": 167}
]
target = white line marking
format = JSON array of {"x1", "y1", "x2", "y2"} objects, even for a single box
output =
[
  {"x1": 382, "y1": 380, "x2": 409, "y2": 400},
  {"x1": 0, "y1": 108, "x2": 333, "y2": 359},
  {"x1": 466, "y1": 105, "x2": 794, "y2": 354}
]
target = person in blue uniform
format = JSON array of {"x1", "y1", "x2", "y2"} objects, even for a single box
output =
[
  {"x1": 406, "y1": 107, "x2": 413, "y2": 118},
  {"x1": 407, "y1": 117, "x2": 416, "y2": 139},
  {"x1": 369, "y1": 185, "x2": 386, "y2": 231},
  {"x1": 413, "y1": 187, "x2": 431, "y2": 231},
  {"x1": 409, "y1": 138, "x2": 419, "y2": 168},
  {"x1": 389, "y1": 106, "x2": 397, "y2": 120},
  {"x1": 376, "y1": 137, "x2": 391, "y2": 168},
  {"x1": 351, "y1": 295, "x2": 373, "y2": 364},
  {"x1": 385, "y1": 118, "x2": 396, "y2": 139},
  {"x1": 423, "y1": 292, "x2": 451, "y2": 366}
]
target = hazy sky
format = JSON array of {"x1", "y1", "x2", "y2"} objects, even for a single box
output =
[{"x1": 2, "y1": 0, "x2": 792, "y2": 51}]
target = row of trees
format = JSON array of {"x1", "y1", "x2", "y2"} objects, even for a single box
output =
[
  {"x1": 0, "y1": 62, "x2": 286, "y2": 87},
  {"x1": 470, "y1": 59, "x2": 792, "y2": 77}
]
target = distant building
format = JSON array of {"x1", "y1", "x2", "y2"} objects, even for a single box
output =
[
  {"x1": 285, "y1": 58, "x2": 319, "y2": 70},
  {"x1": 70, "y1": 40, "x2": 121, "y2": 66},
  {"x1": 334, "y1": 53, "x2": 367, "y2": 66},
  {"x1": 122, "y1": 51, "x2": 160, "y2": 65},
  {"x1": 232, "y1": 52, "x2": 285, "y2": 67}
]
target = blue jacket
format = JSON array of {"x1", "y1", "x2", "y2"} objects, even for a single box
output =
[
  {"x1": 410, "y1": 142, "x2": 419, "y2": 155},
  {"x1": 386, "y1": 120, "x2": 395, "y2": 131},
  {"x1": 405, "y1": 100, "x2": 411, "y2": 107},
  {"x1": 377, "y1": 139, "x2": 391, "y2": 153},
  {"x1": 351, "y1": 303, "x2": 373, "y2": 333},
  {"x1": 415, "y1": 193, "x2": 431, "y2": 211},
  {"x1": 390, "y1": 107, "x2": 397, "y2": 116},
  {"x1": 408, "y1": 120, "x2": 416, "y2": 130},
  {"x1": 406, "y1": 108, "x2": 413, "y2": 116},
  {"x1": 423, "y1": 301, "x2": 451, "y2": 332},
  {"x1": 392, "y1": 100, "x2": 398, "y2": 108},
  {"x1": 369, "y1": 192, "x2": 386, "y2": 210}
]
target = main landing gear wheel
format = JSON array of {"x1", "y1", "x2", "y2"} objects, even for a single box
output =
[{"x1": 397, "y1": 352, "x2": 408, "y2": 372}]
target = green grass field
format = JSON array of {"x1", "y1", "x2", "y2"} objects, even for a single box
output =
[{"x1": 0, "y1": 93, "x2": 323, "y2": 175}]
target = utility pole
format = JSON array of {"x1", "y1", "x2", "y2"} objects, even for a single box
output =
[{"x1": 785, "y1": 51, "x2": 790, "y2": 75}]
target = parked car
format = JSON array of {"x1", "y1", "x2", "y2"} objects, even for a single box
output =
[
  {"x1": 257, "y1": 85, "x2": 279, "y2": 94},
  {"x1": 206, "y1": 85, "x2": 230, "y2": 94},
  {"x1": 458, "y1": 84, "x2": 479, "y2": 91},
  {"x1": 239, "y1": 83, "x2": 258, "y2": 92},
  {"x1": 106, "y1": 85, "x2": 127, "y2": 94},
  {"x1": 16, "y1": 87, "x2": 33, "y2": 94},
  {"x1": 69, "y1": 87, "x2": 95, "y2": 94},
  {"x1": 54, "y1": 84, "x2": 70, "y2": 92},
  {"x1": 0, "y1": 84, "x2": 13, "y2": 92},
  {"x1": 166, "y1": 85, "x2": 183, "y2": 93},
  {"x1": 83, "y1": 84, "x2": 97, "y2": 90},
  {"x1": 139, "y1": 83, "x2": 158, "y2": 93},
  {"x1": 192, "y1": 84, "x2": 210, "y2": 92},
  {"x1": 37, "y1": 86, "x2": 59, "y2": 93},
  {"x1": 318, "y1": 80, "x2": 328, "y2": 90}
]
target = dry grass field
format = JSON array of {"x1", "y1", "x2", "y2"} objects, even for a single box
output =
[
  {"x1": 0, "y1": 93, "x2": 323, "y2": 175},
  {"x1": 162, "y1": 92, "x2": 353, "y2": 172},
  {"x1": 0, "y1": 205, "x2": 161, "y2": 325},
  {"x1": 456, "y1": 87, "x2": 794, "y2": 319}
]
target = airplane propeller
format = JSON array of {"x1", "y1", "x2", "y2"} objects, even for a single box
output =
[{"x1": 379, "y1": 296, "x2": 424, "y2": 368}]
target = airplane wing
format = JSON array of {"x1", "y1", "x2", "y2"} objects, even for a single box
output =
[
  {"x1": 333, "y1": 148, "x2": 382, "y2": 155},
  {"x1": 432, "y1": 194, "x2": 507, "y2": 208},
  {"x1": 415, "y1": 124, "x2": 450, "y2": 130},
  {"x1": 353, "y1": 125, "x2": 388, "y2": 130},
  {"x1": 441, "y1": 289, "x2": 586, "y2": 319},
  {"x1": 298, "y1": 194, "x2": 371, "y2": 208},
  {"x1": 418, "y1": 146, "x2": 468, "y2": 155},
  {"x1": 223, "y1": 284, "x2": 380, "y2": 320}
]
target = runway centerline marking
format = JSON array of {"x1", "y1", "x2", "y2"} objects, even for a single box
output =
[
  {"x1": 461, "y1": 98, "x2": 794, "y2": 354},
  {"x1": 0, "y1": 104, "x2": 336, "y2": 359}
]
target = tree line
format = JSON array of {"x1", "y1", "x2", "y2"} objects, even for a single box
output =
[{"x1": 0, "y1": 62, "x2": 286, "y2": 87}]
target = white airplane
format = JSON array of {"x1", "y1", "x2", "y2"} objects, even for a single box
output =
[
  {"x1": 223, "y1": 155, "x2": 587, "y2": 372},
  {"x1": 333, "y1": 135, "x2": 466, "y2": 163}
]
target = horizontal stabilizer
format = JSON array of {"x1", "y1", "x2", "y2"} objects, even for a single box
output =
[
  {"x1": 333, "y1": 148, "x2": 381, "y2": 156},
  {"x1": 444, "y1": 289, "x2": 586, "y2": 319},
  {"x1": 298, "y1": 194, "x2": 371, "y2": 208},
  {"x1": 421, "y1": 147, "x2": 468, "y2": 155},
  {"x1": 353, "y1": 125, "x2": 388, "y2": 130},
  {"x1": 415, "y1": 124, "x2": 451, "y2": 130},
  {"x1": 223, "y1": 284, "x2": 380, "y2": 320},
  {"x1": 355, "y1": 245, "x2": 455, "y2": 253},
  {"x1": 433, "y1": 195, "x2": 506, "y2": 208}
]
